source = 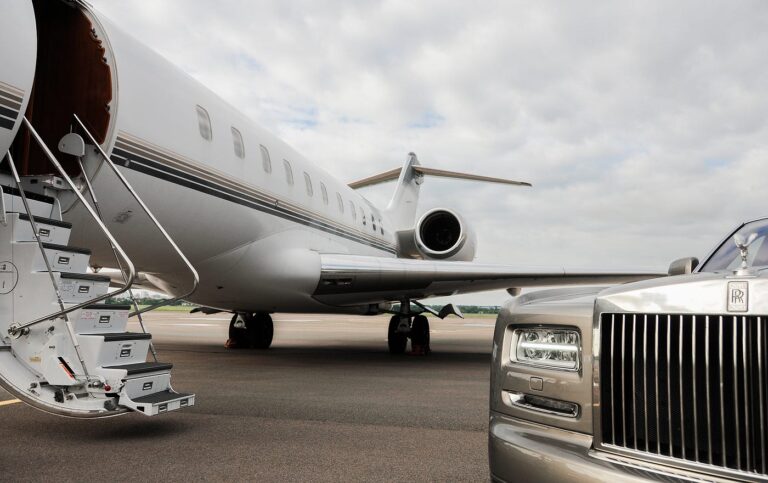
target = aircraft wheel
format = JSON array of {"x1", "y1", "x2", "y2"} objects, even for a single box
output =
[
  {"x1": 247, "y1": 313, "x2": 274, "y2": 349},
  {"x1": 226, "y1": 313, "x2": 249, "y2": 349},
  {"x1": 388, "y1": 315, "x2": 408, "y2": 354},
  {"x1": 410, "y1": 315, "x2": 430, "y2": 355}
]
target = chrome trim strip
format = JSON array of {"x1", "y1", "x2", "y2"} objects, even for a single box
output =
[
  {"x1": 719, "y1": 315, "x2": 726, "y2": 466},
  {"x1": 632, "y1": 314, "x2": 638, "y2": 449},
  {"x1": 654, "y1": 314, "x2": 661, "y2": 455},
  {"x1": 692, "y1": 315, "x2": 698, "y2": 461},
  {"x1": 760, "y1": 317, "x2": 766, "y2": 474},
  {"x1": 667, "y1": 314, "x2": 673, "y2": 457},
  {"x1": 705, "y1": 315, "x2": 713, "y2": 465},
  {"x1": 610, "y1": 313, "x2": 616, "y2": 445},
  {"x1": 734, "y1": 316, "x2": 741, "y2": 469},
  {"x1": 679, "y1": 314, "x2": 686, "y2": 459},
  {"x1": 742, "y1": 316, "x2": 750, "y2": 471},
  {"x1": 622, "y1": 314, "x2": 627, "y2": 447},
  {"x1": 505, "y1": 391, "x2": 579, "y2": 418},
  {"x1": 643, "y1": 314, "x2": 649, "y2": 452}
]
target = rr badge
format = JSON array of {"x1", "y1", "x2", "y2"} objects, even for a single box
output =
[{"x1": 727, "y1": 281, "x2": 748, "y2": 312}]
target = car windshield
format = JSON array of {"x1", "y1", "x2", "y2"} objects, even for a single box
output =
[{"x1": 700, "y1": 218, "x2": 768, "y2": 272}]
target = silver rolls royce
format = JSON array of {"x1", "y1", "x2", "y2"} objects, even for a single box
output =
[{"x1": 489, "y1": 217, "x2": 768, "y2": 482}]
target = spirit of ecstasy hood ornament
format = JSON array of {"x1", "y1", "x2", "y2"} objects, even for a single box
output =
[{"x1": 733, "y1": 232, "x2": 758, "y2": 275}]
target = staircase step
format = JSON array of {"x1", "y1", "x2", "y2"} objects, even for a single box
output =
[
  {"x1": 78, "y1": 332, "x2": 152, "y2": 366},
  {"x1": 17, "y1": 213, "x2": 71, "y2": 228},
  {"x1": 104, "y1": 361, "x2": 173, "y2": 376},
  {"x1": 83, "y1": 332, "x2": 152, "y2": 342},
  {"x1": 74, "y1": 304, "x2": 130, "y2": 334},
  {"x1": 120, "y1": 389, "x2": 195, "y2": 416},
  {"x1": 1, "y1": 185, "x2": 55, "y2": 218},
  {"x1": 29, "y1": 242, "x2": 91, "y2": 273},
  {"x1": 13, "y1": 213, "x2": 71, "y2": 245},
  {"x1": 58, "y1": 272, "x2": 110, "y2": 303}
]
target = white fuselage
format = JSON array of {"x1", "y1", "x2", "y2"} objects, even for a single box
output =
[{"x1": 53, "y1": 7, "x2": 398, "y2": 314}]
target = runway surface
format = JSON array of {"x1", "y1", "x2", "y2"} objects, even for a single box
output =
[{"x1": 0, "y1": 312, "x2": 495, "y2": 482}]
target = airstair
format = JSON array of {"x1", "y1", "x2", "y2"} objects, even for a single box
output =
[{"x1": 0, "y1": 116, "x2": 198, "y2": 418}]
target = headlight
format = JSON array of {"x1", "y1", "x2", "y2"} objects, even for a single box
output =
[{"x1": 513, "y1": 328, "x2": 580, "y2": 371}]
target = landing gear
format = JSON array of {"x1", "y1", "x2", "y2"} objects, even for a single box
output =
[
  {"x1": 226, "y1": 313, "x2": 273, "y2": 349},
  {"x1": 247, "y1": 313, "x2": 274, "y2": 349},
  {"x1": 387, "y1": 312, "x2": 430, "y2": 356},
  {"x1": 410, "y1": 315, "x2": 430, "y2": 356},
  {"x1": 388, "y1": 315, "x2": 408, "y2": 354}
]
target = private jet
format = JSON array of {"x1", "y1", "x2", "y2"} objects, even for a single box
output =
[{"x1": 0, "y1": 0, "x2": 661, "y2": 417}]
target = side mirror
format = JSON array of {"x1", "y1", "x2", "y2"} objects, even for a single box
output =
[{"x1": 668, "y1": 257, "x2": 699, "y2": 276}]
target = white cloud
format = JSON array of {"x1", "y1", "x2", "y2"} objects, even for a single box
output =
[{"x1": 89, "y1": 0, "x2": 768, "y2": 304}]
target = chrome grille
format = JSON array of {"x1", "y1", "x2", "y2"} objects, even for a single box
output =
[{"x1": 599, "y1": 313, "x2": 768, "y2": 476}]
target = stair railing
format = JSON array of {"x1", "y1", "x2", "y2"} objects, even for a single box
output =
[
  {"x1": 72, "y1": 114, "x2": 200, "y2": 318},
  {"x1": 6, "y1": 118, "x2": 138, "y2": 350},
  {"x1": 75, "y1": 156, "x2": 160, "y2": 362},
  {"x1": 4, "y1": 150, "x2": 98, "y2": 381}
]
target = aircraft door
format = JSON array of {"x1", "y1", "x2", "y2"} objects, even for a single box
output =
[{"x1": 0, "y1": 0, "x2": 37, "y2": 159}]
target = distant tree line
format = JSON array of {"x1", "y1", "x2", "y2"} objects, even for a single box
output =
[
  {"x1": 428, "y1": 305, "x2": 500, "y2": 314},
  {"x1": 391, "y1": 303, "x2": 501, "y2": 314},
  {"x1": 104, "y1": 296, "x2": 194, "y2": 306}
]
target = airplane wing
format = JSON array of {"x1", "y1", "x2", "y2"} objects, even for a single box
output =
[{"x1": 312, "y1": 254, "x2": 665, "y2": 306}]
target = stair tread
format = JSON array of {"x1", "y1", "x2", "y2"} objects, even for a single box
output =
[
  {"x1": 104, "y1": 361, "x2": 173, "y2": 375},
  {"x1": 131, "y1": 390, "x2": 192, "y2": 405},
  {"x1": 83, "y1": 303, "x2": 131, "y2": 310},
  {"x1": 59, "y1": 272, "x2": 110, "y2": 282},
  {"x1": 1, "y1": 185, "x2": 55, "y2": 205},
  {"x1": 17, "y1": 213, "x2": 72, "y2": 228},
  {"x1": 80, "y1": 332, "x2": 152, "y2": 342},
  {"x1": 39, "y1": 242, "x2": 91, "y2": 255}
]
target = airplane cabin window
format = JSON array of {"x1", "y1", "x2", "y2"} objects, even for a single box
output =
[
  {"x1": 196, "y1": 105, "x2": 213, "y2": 141},
  {"x1": 283, "y1": 159, "x2": 294, "y2": 185},
  {"x1": 337, "y1": 193, "x2": 344, "y2": 213},
  {"x1": 320, "y1": 183, "x2": 329, "y2": 205},
  {"x1": 361, "y1": 207, "x2": 367, "y2": 226},
  {"x1": 260, "y1": 145, "x2": 272, "y2": 173},
  {"x1": 231, "y1": 127, "x2": 245, "y2": 158},
  {"x1": 304, "y1": 172, "x2": 313, "y2": 196},
  {"x1": 372, "y1": 218, "x2": 377, "y2": 231},
  {"x1": 349, "y1": 201, "x2": 356, "y2": 221}
]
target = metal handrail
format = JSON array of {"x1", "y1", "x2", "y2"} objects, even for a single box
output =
[
  {"x1": 73, "y1": 114, "x2": 200, "y2": 317},
  {"x1": 7, "y1": 117, "x2": 138, "y2": 335},
  {"x1": 76, "y1": 157, "x2": 158, "y2": 362},
  {"x1": 0, "y1": 176, "x2": 6, "y2": 227}
]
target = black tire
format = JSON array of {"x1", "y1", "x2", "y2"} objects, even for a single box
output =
[
  {"x1": 388, "y1": 315, "x2": 408, "y2": 354},
  {"x1": 227, "y1": 313, "x2": 249, "y2": 348},
  {"x1": 410, "y1": 315, "x2": 430, "y2": 349},
  {"x1": 247, "y1": 313, "x2": 274, "y2": 349}
]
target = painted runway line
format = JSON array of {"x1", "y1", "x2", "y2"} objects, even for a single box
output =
[{"x1": 0, "y1": 399, "x2": 21, "y2": 407}]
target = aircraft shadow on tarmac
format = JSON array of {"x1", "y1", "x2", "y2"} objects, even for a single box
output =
[{"x1": 156, "y1": 343, "x2": 492, "y2": 366}]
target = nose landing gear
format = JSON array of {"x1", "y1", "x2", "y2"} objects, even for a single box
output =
[{"x1": 226, "y1": 312, "x2": 274, "y2": 349}]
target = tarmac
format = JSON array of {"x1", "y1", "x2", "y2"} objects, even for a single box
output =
[{"x1": 0, "y1": 312, "x2": 496, "y2": 482}]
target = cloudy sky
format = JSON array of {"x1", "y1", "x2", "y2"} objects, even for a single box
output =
[{"x1": 90, "y1": 0, "x2": 768, "y2": 304}]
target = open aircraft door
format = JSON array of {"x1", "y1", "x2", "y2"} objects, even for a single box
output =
[{"x1": 0, "y1": 0, "x2": 37, "y2": 157}]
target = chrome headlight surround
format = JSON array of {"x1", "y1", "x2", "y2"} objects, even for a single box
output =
[{"x1": 509, "y1": 326, "x2": 582, "y2": 372}]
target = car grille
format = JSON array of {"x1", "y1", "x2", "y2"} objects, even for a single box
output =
[{"x1": 598, "y1": 313, "x2": 768, "y2": 477}]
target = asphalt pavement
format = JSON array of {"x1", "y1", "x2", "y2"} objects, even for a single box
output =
[{"x1": 0, "y1": 312, "x2": 495, "y2": 482}]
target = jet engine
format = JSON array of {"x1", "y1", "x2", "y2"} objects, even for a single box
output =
[{"x1": 398, "y1": 208, "x2": 477, "y2": 261}]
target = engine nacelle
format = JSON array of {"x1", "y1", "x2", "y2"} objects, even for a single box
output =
[{"x1": 397, "y1": 208, "x2": 477, "y2": 261}]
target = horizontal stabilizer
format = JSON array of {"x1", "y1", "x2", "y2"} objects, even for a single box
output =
[{"x1": 348, "y1": 165, "x2": 530, "y2": 189}]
